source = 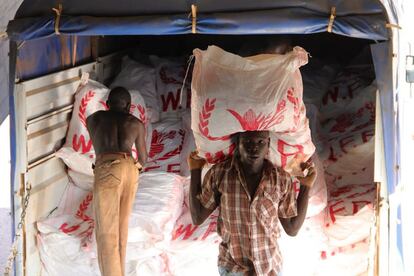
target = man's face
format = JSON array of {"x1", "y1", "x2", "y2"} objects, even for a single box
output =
[{"x1": 238, "y1": 131, "x2": 270, "y2": 166}]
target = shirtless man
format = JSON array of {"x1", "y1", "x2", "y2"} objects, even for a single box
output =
[
  {"x1": 188, "y1": 131, "x2": 315, "y2": 276},
  {"x1": 86, "y1": 87, "x2": 147, "y2": 276}
]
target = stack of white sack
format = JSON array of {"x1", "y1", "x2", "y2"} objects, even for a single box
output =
[
  {"x1": 37, "y1": 182, "x2": 98, "y2": 276},
  {"x1": 317, "y1": 64, "x2": 377, "y2": 275},
  {"x1": 279, "y1": 61, "x2": 377, "y2": 276},
  {"x1": 167, "y1": 178, "x2": 221, "y2": 276},
  {"x1": 191, "y1": 45, "x2": 315, "y2": 176},
  {"x1": 56, "y1": 79, "x2": 151, "y2": 184},
  {"x1": 37, "y1": 172, "x2": 184, "y2": 276}
]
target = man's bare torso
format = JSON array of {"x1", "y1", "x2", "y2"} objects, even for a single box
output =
[{"x1": 86, "y1": 110, "x2": 147, "y2": 163}]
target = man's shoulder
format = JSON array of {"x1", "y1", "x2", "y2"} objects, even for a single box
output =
[
  {"x1": 210, "y1": 157, "x2": 233, "y2": 172},
  {"x1": 262, "y1": 160, "x2": 290, "y2": 178},
  {"x1": 124, "y1": 113, "x2": 141, "y2": 123},
  {"x1": 86, "y1": 110, "x2": 105, "y2": 124}
]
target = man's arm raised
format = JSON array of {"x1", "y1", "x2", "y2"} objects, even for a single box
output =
[
  {"x1": 280, "y1": 161, "x2": 316, "y2": 236},
  {"x1": 134, "y1": 120, "x2": 148, "y2": 166},
  {"x1": 188, "y1": 152, "x2": 216, "y2": 225}
]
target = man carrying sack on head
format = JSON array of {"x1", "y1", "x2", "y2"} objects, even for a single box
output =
[
  {"x1": 189, "y1": 131, "x2": 316, "y2": 276},
  {"x1": 86, "y1": 87, "x2": 147, "y2": 276}
]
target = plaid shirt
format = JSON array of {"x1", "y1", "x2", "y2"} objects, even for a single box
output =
[{"x1": 198, "y1": 156, "x2": 297, "y2": 276}]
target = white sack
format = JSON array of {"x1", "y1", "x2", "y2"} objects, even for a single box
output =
[
  {"x1": 37, "y1": 181, "x2": 97, "y2": 276},
  {"x1": 316, "y1": 238, "x2": 372, "y2": 276},
  {"x1": 279, "y1": 212, "x2": 328, "y2": 276},
  {"x1": 321, "y1": 82, "x2": 376, "y2": 186},
  {"x1": 37, "y1": 230, "x2": 99, "y2": 276},
  {"x1": 128, "y1": 172, "x2": 184, "y2": 246},
  {"x1": 150, "y1": 56, "x2": 191, "y2": 118},
  {"x1": 67, "y1": 168, "x2": 94, "y2": 191},
  {"x1": 38, "y1": 181, "x2": 94, "y2": 241},
  {"x1": 110, "y1": 56, "x2": 160, "y2": 123},
  {"x1": 191, "y1": 45, "x2": 315, "y2": 176},
  {"x1": 144, "y1": 119, "x2": 185, "y2": 174},
  {"x1": 319, "y1": 68, "x2": 374, "y2": 121},
  {"x1": 324, "y1": 184, "x2": 376, "y2": 247},
  {"x1": 56, "y1": 79, "x2": 149, "y2": 178}
]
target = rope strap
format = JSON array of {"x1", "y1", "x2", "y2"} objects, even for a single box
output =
[
  {"x1": 385, "y1": 23, "x2": 402, "y2": 30},
  {"x1": 191, "y1": 4, "x2": 197, "y2": 34},
  {"x1": 52, "y1": 4, "x2": 63, "y2": 35},
  {"x1": 327, "y1": 7, "x2": 336, "y2": 33}
]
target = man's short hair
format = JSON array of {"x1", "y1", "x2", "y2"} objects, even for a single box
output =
[{"x1": 107, "y1": 87, "x2": 131, "y2": 107}]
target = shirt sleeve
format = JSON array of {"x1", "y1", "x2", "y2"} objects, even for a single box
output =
[
  {"x1": 278, "y1": 171, "x2": 298, "y2": 218},
  {"x1": 197, "y1": 166, "x2": 220, "y2": 210}
]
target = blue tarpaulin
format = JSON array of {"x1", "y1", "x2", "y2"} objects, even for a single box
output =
[{"x1": 7, "y1": 6, "x2": 388, "y2": 41}]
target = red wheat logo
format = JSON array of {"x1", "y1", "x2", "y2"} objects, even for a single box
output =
[
  {"x1": 78, "y1": 90, "x2": 95, "y2": 127},
  {"x1": 149, "y1": 129, "x2": 185, "y2": 162},
  {"x1": 149, "y1": 130, "x2": 176, "y2": 158},
  {"x1": 198, "y1": 98, "x2": 231, "y2": 141},
  {"x1": 287, "y1": 88, "x2": 300, "y2": 126},
  {"x1": 227, "y1": 100, "x2": 286, "y2": 131},
  {"x1": 59, "y1": 192, "x2": 94, "y2": 240}
]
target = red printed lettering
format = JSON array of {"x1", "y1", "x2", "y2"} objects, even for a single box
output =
[
  {"x1": 328, "y1": 146, "x2": 338, "y2": 162},
  {"x1": 161, "y1": 89, "x2": 181, "y2": 112},
  {"x1": 339, "y1": 135, "x2": 354, "y2": 154},
  {"x1": 59, "y1": 223, "x2": 81, "y2": 234},
  {"x1": 201, "y1": 221, "x2": 217, "y2": 240},
  {"x1": 352, "y1": 200, "x2": 371, "y2": 214},
  {"x1": 347, "y1": 80, "x2": 363, "y2": 98},
  {"x1": 72, "y1": 134, "x2": 93, "y2": 154},
  {"x1": 361, "y1": 129, "x2": 374, "y2": 143},
  {"x1": 172, "y1": 224, "x2": 199, "y2": 240},
  {"x1": 277, "y1": 139, "x2": 304, "y2": 168},
  {"x1": 205, "y1": 151, "x2": 225, "y2": 164},
  {"x1": 345, "y1": 187, "x2": 375, "y2": 200},
  {"x1": 330, "y1": 186, "x2": 353, "y2": 198},
  {"x1": 329, "y1": 200, "x2": 345, "y2": 223},
  {"x1": 322, "y1": 87, "x2": 339, "y2": 105},
  {"x1": 167, "y1": 163, "x2": 180, "y2": 173}
]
